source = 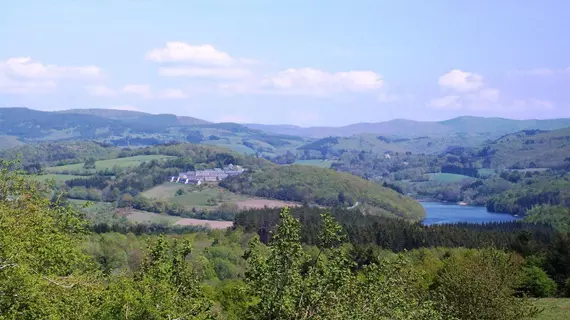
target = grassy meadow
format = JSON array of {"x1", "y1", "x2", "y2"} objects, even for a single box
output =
[
  {"x1": 28, "y1": 174, "x2": 85, "y2": 184},
  {"x1": 429, "y1": 172, "x2": 476, "y2": 183},
  {"x1": 44, "y1": 154, "x2": 175, "y2": 174},
  {"x1": 293, "y1": 159, "x2": 335, "y2": 168},
  {"x1": 142, "y1": 183, "x2": 249, "y2": 210},
  {"x1": 534, "y1": 298, "x2": 570, "y2": 320}
]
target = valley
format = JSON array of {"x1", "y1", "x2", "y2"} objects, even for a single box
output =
[{"x1": 2, "y1": 108, "x2": 570, "y2": 319}]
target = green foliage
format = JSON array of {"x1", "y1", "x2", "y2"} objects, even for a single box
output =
[
  {"x1": 524, "y1": 205, "x2": 570, "y2": 233},
  {"x1": 95, "y1": 236, "x2": 214, "y2": 319},
  {"x1": 431, "y1": 249, "x2": 539, "y2": 320},
  {"x1": 0, "y1": 160, "x2": 96, "y2": 319},
  {"x1": 0, "y1": 140, "x2": 118, "y2": 166},
  {"x1": 243, "y1": 208, "x2": 443, "y2": 319},
  {"x1": 518, "y1": 266, "x2": 558, "y2": 297},
  {"x1": 83, "y1": 157, "x2": 97, "y2": 169}
]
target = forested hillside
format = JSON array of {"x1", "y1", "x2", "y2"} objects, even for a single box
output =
[
  {"x1": 220, "y1": 164, "x2": 425, "y2": 220},
  {"x1": 0, "y1": 107, "x2": 309, "y2": 157},
  {"x1": 247, "y1": 116, "x2": 570, "y2": 138},
  {"x1": 479, "y1": 128, "x2": 570, "y2": 169}
]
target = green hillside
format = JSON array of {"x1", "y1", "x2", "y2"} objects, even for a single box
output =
[
  {"x1": 479, "y1": 128, "x2": 570, "y2": 169},
  {"x1": 0, "y1": 107, "x2": 309, "y2": 157},
  {"x1": 297, "y1": 133, "x2": 486, "y2": 155},
  {"x1": 0, "y1": 140, "x2": 119, "y2": 166},
  {"x1": 219, "y1": 165, "x2": 425, "y2": 220},
  {"x1": 246, "y1": 116, "x2": 570, "y2": 139}
]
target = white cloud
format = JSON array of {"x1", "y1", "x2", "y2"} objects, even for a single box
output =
[
  {"x1": 438, "y1": 69, "x2": 484, "y2": 92},
  {"x1": 123, "y1": 84, "x2": 152, "y2": 98},
  {"x1": 429, "y1": 95, "x2": 462, "y2": 110},
  {"x1": 156, "y1": 88, "x2": 187, "y2": 99},
  {"x1": 0, "y1": 57, "x2": 103, "y2": 94},
  {"x1": 145, "y1": 42, "x2": 233, "y2": 66},
  {"x1": 1, "y1": 57, "x2": 103, "y2": 79},
  {"x1": 158, "y1": 67, "x2": 251, "y2": 79},
  {"x1": 259, "y1": 68, "x2": 384, "y2": 95},
  {"x1": 0, "y1": 73, "x2": 56, "y2": 94},
  {"x1": 85, "y1": 85, "x2": 115, "y2": 97}
]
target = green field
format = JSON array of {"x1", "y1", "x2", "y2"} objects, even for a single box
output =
[
  {"x1": 0, "y1": 135, "x2": 23, "y2": 150},
  {"x1": 125, "y1": 211, "x2": 182, "y2": 225},
  {"x1": 28, "y1": 174, "x2": 85, "y2": 184},
  {"x1": 477, "y1": 168, "x2": 496, "y2": 178},
  {"x1": 142, "y1": 183, "x2": 248, "y2": 209},
  {"x1": 534, "y1": 298, "x2": 570, "y2": 320},
  {"x1": 293, "y1": 159, "x2": 335, "y2": 168},
  {"x1": 429, "y1": 173, "x2": 476, "y2": 183},
  {"x1": 45, "y1": 154, "x2": 175, "y2": 173}
]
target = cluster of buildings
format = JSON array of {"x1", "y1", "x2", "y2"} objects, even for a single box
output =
[{"x1": 169, "y1": 164, "x2": 245, "y2": 185}]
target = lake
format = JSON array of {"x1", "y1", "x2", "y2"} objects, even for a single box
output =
[{"x1": 421, "y1": 202, "x2": 521, "y2": 225}]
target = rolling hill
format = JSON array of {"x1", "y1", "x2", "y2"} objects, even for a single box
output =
[
  {"x1": 478, "y1": 128, "x2": 570, "y2": 169},
  {"x1": 246, "y1": 116, "x2": 570, "y2": 139},
  {"x1": 219, "y1": 164, "x2": 426, "y2": 220},
  {"x1": 0, "y1": 107, "x2": 309, "y2": 156}
]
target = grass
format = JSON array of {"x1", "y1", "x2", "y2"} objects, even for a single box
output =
[
  {"x1": 28, "y1": 174, "x2": 85, "y2": 184},
  {"x1": 0, "y1": 135, "x2": 23, "y2": 150},
  {"x1": 67, "y1": 199, "x2": 122, "y2": 224},
  {"x1": 126, "y1": 211, "x2": 181, "y2": 225},
  {"x1": 45, "y1": 155, "x2": 175, "y2": 174},
  {"x1": 142, "y1": 183, "x2": 248, "y2": 210},
  {"x1": 534, "y1": 298, "x2": 570, "y2": 320},
  {"x1": 293, "y1": 159, "x2": 334, "y2": 168},
  {"x1": 477, "y1": 168, "x2": 496, "y2": 178},
  {"x1": 430, "y1": 173, "x2": 476, "y2": 183}
]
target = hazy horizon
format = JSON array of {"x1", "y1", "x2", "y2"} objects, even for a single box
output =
[{"x1": 2, "y1": 1, "x2": 569, "y2": 126}]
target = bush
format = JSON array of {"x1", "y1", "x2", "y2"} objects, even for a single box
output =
[{"x1": 518, "y1": 266, "x2": 557, "y2": 297}]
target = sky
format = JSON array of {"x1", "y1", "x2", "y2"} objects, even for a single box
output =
[{"x1": 1, "y1": 0, "x2": 570, "y2": 126}]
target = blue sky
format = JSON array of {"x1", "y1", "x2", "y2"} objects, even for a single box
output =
[{"x1": 1, "y1": 0, "x2": 569, "y2": 126}]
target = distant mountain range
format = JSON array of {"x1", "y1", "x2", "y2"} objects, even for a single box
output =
[
  {"x1": 2, "y1": 107, "x2": 570, "y2": 157},
  {"x1": 245, "y1": 116, "x2": 570, "y2": 139}
]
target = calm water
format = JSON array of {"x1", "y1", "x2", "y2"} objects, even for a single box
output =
[{"x1": 421, "y1": 202, "x2": 521, "y2": 225}]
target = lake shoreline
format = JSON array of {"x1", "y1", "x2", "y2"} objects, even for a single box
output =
[{"x1": 420, "y1": 201, "x2": 522, "y2": 226}]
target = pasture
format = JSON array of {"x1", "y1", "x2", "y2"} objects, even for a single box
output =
[
  {"x1": 534, "y1": 298, "x2": 570, "y2": 320},
  {"x1": 142, "y1": 183, "x2": 249, "y2": 209},
  {"x1": 28, "y1": 174, "x2": 84, "y2": 184},
  {"x1": 125, "y1": 210, "x2": 182, "y2": 225},
  {"x1": 293, "y1": 159, "x2": 334, "y2": 168},
  {"x1": 142, "y1": 182, "x2": 298, "y2": 211},
  {"x1": 429, "y1": 173, "x2": 476, "y2": 183},
  {"x1": 44, "y1": 154, "x2": 175, "y2": 174}
]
